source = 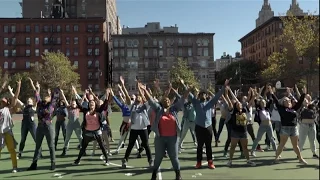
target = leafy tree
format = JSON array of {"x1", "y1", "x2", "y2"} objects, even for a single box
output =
[
  {"x1": 261, "y1": 49, "x2": 290, "y2": 80},
  {"x1": 169, "y1": 58, "x2": 199, "y2": 93},
  {"x1": 207, "y1": 82, "x2": 215, "y2": 94},
  {"x1": 30, "y1": 52, "x2": 80, "y2": 97}
]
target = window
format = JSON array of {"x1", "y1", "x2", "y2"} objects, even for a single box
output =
[
  {"x1": 66, "y1": 37, "x2": 70, "y2": 44},
  {"x1": 94, "y1": 25, "x2": 99, "y2": 32},
  {"x1": 88, "y1": 37, "x2": 93, "y2": 44},
  {"x1": 35, "y1": 49, "x2": 40, "y2": 56},
  {"x1": 158, "y1": 40, "x2": 163, "y2": 47},
  {"x1": 66, "y1": 25, "x2": 70, "y2": 32},
  {"x1": 87, "y1": 25, "x2": 93, "y2": 32},
  {"x1": 197, "y1": 48, "x2": 202, "y2": 56},
  {"x1": 145, "y1": 62, "x2": 148, "y2": 68},
  {"x1": 44, "y1": 37, "x2": 49, "y2": 44},
  {"x1": 4, "y1": 38, "x2": 8, "y2": 45},
  {"x1": 199, "y1": 60, "x2": 207, "y2": 68},
  {"x1": 44, "y1": 49, "x2": 48, "y2": 53},
  {"x1": 3, "y1": 62, "x2": 8, "y2": 69},
  {"x1": 144, "y1": 49, "x2": 148, "y2": 57},
  {"x1": 35, "y1": 25, "x2": 39, "y2": 33},
  {"x1": 114, "y1": 49, "x2": 118, "y2": 56},
  {"x1": 88, "y1": 49, "x2": 93, "y2": 55},
  {"x1": 178, "y1": 38, "x2": 183, "y2": 45},
  {"x1": 95, "y1": 61, "x2": 99, "y2": 67},
  {"x1": 35, "y1": 37, "x2": 39, "y2": 45},
  {"x1": 66, "y1": 48, "x2": 70, "y2": 56},
  {"x1": 74, "y1": 25, "x2": 79, "y2": 32},
  {"x1": 4, "y1": 26, "x2": 9, "y2": 33},
  {"x1": 127, "y1": 49, "x2": 133, "y2": 57},
  {"x1": 25, "y1": 49, "x2": 31, "y2": 56},
  {"x1": 153, "y1": 39, "x2": 157, "y2": 46},
  {"x1": 178, "y1": 48, "x2": 182, "y2": 56},
  {"x1": 167, "y1": 48, "x2": 174, "y2": 56},
  {"x1": 56, "y1": 25, "x2": 61, "y2": 32},
  {"x1": 120, "y1": 40, "x2": 124, "y2": 47},
  {"x1": 113, "y1": 40, "x2": 118, "y2": 47},
  {"x1": 128, "y1": 62, "x2": 138, "y2": 68},
  {"x1": 133, "y1": 49, "x2": 138, "y2": 57},
  {"x1": 73, "y1": 61, "x2": 78, "y2": 69},
  {"x1": 26, "y1": 61, "x2": 30, "y2": 69},
  {"x1": 43, "y1": 25, "x2": 49, "y2": 32},
  {"x1": 120, "y1": 49, "x2": 124, "y2": 56},
  {"x1": 74, "y1": 48, "x2": 79, "y2": 56},
  {"x1": 95, "y1": 37, "x2": 100, "y2": 44},
  {"x1": 94, "y1": 49, "x2": 100, "y2": 56},
  {"x1": 25, "y1": 25, "x2": 31, "y2": 32},
  {"x1": 127, "y1": 40, "x2": 133, "y2": 47},
  {"x1": 74, "y1": 37, "x2": 78, "y2": 44},
  {"x1": 203, "y1": 48, "x2": 209, "y2": 56},
  {"x1": 279, "y1": 23, "x2": 283, "y2": 29},
  {"x1": 11, "y1": 38, "x2": 16, "y2": 45},
  {"x1": 26, "y1": 37, "x2": 31, "y2": 45},
  {"x1": 94, "y1": 84, "x2": 99, "y2": 90},
  {"x1": 153, "y1": 49, "x2": 158, "y2": 56},
  {"x1": 56, "y1": 37, "x2": 61, "y2": 44},
  {"x1": 12, "y1": 62, "x2": 16, "y2": 69},
  {"x1": 12, "y1": 49, "x2": 16, "y2": 56},
  {"x1": 11, "y1": 25, "x2": 16, "y2": 33},
  {"x1": 144, "y1": 39, "x2": 148, "y2": 46},
  {"x1": 202, "y1": 39, "x2": 209, "y2": 46},
  {"x1": 88, "y1": 60, "x2": 93, "y2": 67},
  {"x1": 188, "y1": 48, "x2": 192, "y2": 56}
]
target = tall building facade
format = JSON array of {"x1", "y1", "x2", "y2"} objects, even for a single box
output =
[
  {"x1": 256, "y1": 0, "x2": 274, "y2": 27},
  {"x1": 111, "y1": 22, "x2": 215, "y2": 94},
  {"x1": 215, "y1": 52, "x2": 243, "y2": 72},
  {"x1": 0, "y1": 18, "x2": 108, "y2": 91}
]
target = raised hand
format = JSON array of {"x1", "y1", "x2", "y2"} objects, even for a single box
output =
[
  {"x1": 153, "y1": 79, "x2": 160, "y2": 88},
  {"x1": 8, "y1": 85, "x2": 13, "y2": 92},
  {"x1": 224, "y1": 79, "x2": 230, "y2": 86},
  {"x1": 302, "y1": 86, "x2": 307, "y2": 94},
  {"x1": 117, "y1": 84, "x2": 122, "y2": 89},
  {"x1": 16, "y1": 78, "x2": 22, "y2": 85},
  {"x1": 120, "y1": 76, "x2": 125, "y2": 85},
  {"x1": 139, "y1": 82, "x2": 147, "y2": 90},
  {"x1": 168, "y1": 81, "x2": 172, "y2": 89},
  {"x1": 178, "y1": 77, "x2": 184, "y2": 85},
  {"x1": 35, "y1": 81, "x2": 40, "y2": 89}
]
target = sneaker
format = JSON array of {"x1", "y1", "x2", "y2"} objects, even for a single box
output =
[
  {"x1": 180, "y1": 145, "x2": 184, "y2": 149},
  {"x1": 17, "y1": 153, "x2": 21, "y2": 159},
  {"x1": 122, "y1": 159, "x2": 127, "y2": 168},
  {"x1": 247, "y1": 160, "x2": 256, "y2": 166},
  {"x1": 223, "y1": 151, "x2": 228, "y2": 158},
  {"x1": 265, "y1": 145, "x2": 270, "y2": 151},
  {"x1": 12, "y1": 168, "x2": 17, "y2": 173},
  {"x1": 113, "y1": 151, "x2": 119, "y2": 155},
  {"x1": 50, "y1": 162, "x2": 56, "y2": 170},
  {"x1": 149, "y1": 159, "x2": 154, "y2": 167},
  {"x1": 72, "y1": 160, "x2": 80, "y2": 166},
  {"x1": 202, "y1": 149, "x2": 206, "y2": 154},
  {"x1": 251, "y1": 151, "x2": 256, "y2": 157},
  {"x1": 104, "y1": 160, "x2": 110, "y2": 166},
  {"x1": 215, "y1": 142, "x2": 218, "y2": 147},
  {"x1": 227, "y1": 160, "x2": 232, "y2": 167},
  {"x1": 312, "y1": 154, "x2": 319, "y2": 159},
  {"x1": 111, "y1": 138, "x2": 115, "y2": 142},
  {"x1": 27, "y1": 162, "x2": 37, "y2": 171},
  {"x1": 164, "y1": 152, "x2": 168, "y2": 158},
  {"x1": 136, "y1": 153, "x2": 142, "y2": 158},
  {"x1": 208, "y1": 160, "x2": 215, "y2": 169},
  {"x1": 256, "y1": 146, "x2": 264, "y2": 152},
  {"x1": 299, "y1": 159, "x2": 308, "y2": 165},
  {"x1": 195, "y1": 161, "x2": 202, "y2": 169},
  {"x1": 100, "y1": 155, "x2": 105, "y2": 160}
]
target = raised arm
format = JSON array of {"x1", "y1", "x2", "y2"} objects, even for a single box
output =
[
  {"x1": 60, "y1": 89, "x2": 70, "y2": 107},
  {"x1": 206, "y1": 79, "x2": 229, "y2": 108},
  {"x1": 0, "y1": 78, "x2": 8, "y2": 94},
  {"x1": 120, "y1": 76, "x2": 131, "y2": 105},
  {"x1": 110, "y1": 89, "x2": 124, "y2": 109},
  {"x1": 294, "y1": 84, "x2": 301, "y2": 99},
  {"x1": 8, "y1": 85, "x2": 24, "y2": 108},
  {"x1": 268, "y1": 85, "x2": 280, "y2": 107},
  {"x1": 228, "y1": 86, "x2": 240, "y2": 103},
  {"x1": 138, "y1": 82, "x2": 160, "y2": 110},
  {"x1": 10, "y1": 79, "x2": 22, "y2": 112},
  {"x1": 224, "y1": 88, "x2": 233, "y2": 110},
  {"x1": 293, "y1": 86, "x2": 307, "y2": 111},
  {"x1": 247, "y1": 88, "x2": 257, "y2": 108}
]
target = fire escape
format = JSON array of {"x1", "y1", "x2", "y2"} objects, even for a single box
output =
[
  {"x1": 106, "y1": 22, "x2": 113, "y2": 87},
  {"x1": 87, "y1": 24, "x2": 100, "y2": 91}
]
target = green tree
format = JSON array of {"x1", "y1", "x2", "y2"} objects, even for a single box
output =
[
  {"x1": 30, "y1": 52, "x2": 81, "y2": 97},
  {"x1": 169, "y1": 58, "x2": 199, "y2": 93},
  {"x1": 207, "y1": 82, "x2": 215, "y2": 94},
  {"x1": 261, "y1": 49, "x2": 290, "y2": 80}
]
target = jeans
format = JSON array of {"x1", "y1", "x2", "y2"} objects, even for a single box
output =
[
  {"x1": 215, "y1": 117, "x2": 225, "y2": 141},
  {"x1": 266, "y1": 121, "x2": 281, "y2": 146},
  {"x1": 153, "y1": 136, "x2": 180, "y2": 171},
  {"x1": 55, "y1": 120, "x2": 66, "y2": 149},
  {"x1": 252, "y1": 123, "x2": 277, "y2": 151},
  {"x1": 179, "y1": 120, "x2": 196, "y2": 149},
  {"x1": 281, "y1": 126, "x2": 298, "y2": 137},
  {"x1": 195, "y1": 125, "x2": 213, "y2": 162},
  {"x1": 0, "y1": 132, "x2": 17, "y2": 168},
  {"x1": 298, "y1": 123, "x2": 317, "y2": 154},
  {"x1": 64, "y1": 119, "x2": 82, "y2": 149},
  {"x1": 124, "y1": 129, "x2": 152, "y2": 162},
  {"x1": 19, "y1": 121, "x2": 37, "y2": 153},
  {"x1": 32, "y1": 122, "x2": 55, "y2": 163}
]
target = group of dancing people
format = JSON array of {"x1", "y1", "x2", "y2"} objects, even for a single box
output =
[{"x1": 0, "y1": 76, "x2": 319, "y2": 180}]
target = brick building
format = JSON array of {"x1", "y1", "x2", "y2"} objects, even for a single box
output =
[
  {"x1": 0, "y1": 18, "x2": 109, "y2": 91},
  {"x1": 111, "y1": 22, "x2": 215, "y2": 94}
]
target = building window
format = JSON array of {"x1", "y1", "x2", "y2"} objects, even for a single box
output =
[
  {"x1": 196, "y1": 39, "x2": 202, "y2": 46},
  {"x1": 126, "y1": 40, "x2": 133, "y2": 47},
  {"x1": 153, "y1": 49, "x2": 158, "y2": 57},
  {"x1": 199, "y1": 60, "x2": 207, "y2": 68},
  {"x1": 133, "y1": 49, "x2": 138, "y2": 57},
  {"x1": 202, "y1": 39, "x2": 209, "y2": 46},
  {"x1": 3, "y1": 62, "x2": 8, "y2": 69},
  {"x1": 66, "y1": 37, "x2": 70, "y2": 44},
  {"x1": 74, "y1": 48, "x2": 79, "y2": 56},
  {"x1": 56, "y1": 25, "x2": 61, "y2": 32},
  {"x1": 95, "y1": 37, "x2": 100, "y2": 44},
  {"x1": 188, "y1": 48, "x2": 192, "y2": 56},
  {"x1": 87, "y1": 49, "x2": 93, "y2": 55},
  {"x1": 56, "y1": 37, "x2": 61, "y2": 44},
  {"x1": 26, "y1": 61, "x2": 30, "y2": 69},
  {"x1": 153, "y1": 39, "x2": 157, "y2": 46},
  {"x1": 66, "y1": 25, "x2": 70, "y2": 32},
  {"x1": 178, "y1": 38, "x2": 183, "y2": 45},
  {"x1": 145, "y1": 62, "x2": 148, "y2": 68},
  {"x1": 4, "y1": 26, "x2": 9, "y2": 33},
  {"x1": 94, "y1": 25, "x2": 99, "y2": 32},
  {"x1": 66, "y1": 48, "x2": 70, "y2": 56},
  {"x1": 11, "y1": 38, "x2": 16, "y2": 45},
  {"x1": 127, "y1": 49, "x2": 133, "y2": 57},
  {"x1": 203, "y1": 48, "x2": 209, "y2": 56},
  {"x1": 87, "y1": 25, "x2": 93, "y2": 32},
  {"x1": 73, "y1": 61, "x2": 78, "y2": 69},
  {"x1": 35, "y1": 37, "x2": 39, "y2": 45},
  {"x1": 26, "y1": 37, "x2": 31, "y2": 45},
  {"x1": 167, "y1": 48, "x2": 174, "y2": 56},
  {"x1": 4, "y1": 38, "x2": 8, "y2": 45},
  {"x1": 88, "y1": 60, "x2": 93, "y2": 67},
  {"x1": 178, "y1": 48, "x2": 182, "y2": 56},
  {"x1": 25, "y1": 25, "x2": 31, "y2": 32},
  {"x1": 44, "y1": 37, "x2": 49, "y2": 44},
  {"x1": 12, "y1": 49, "x2": 16, "y2": 56},
  {"x1": 144, "y1": 49, "x2": 148, "y2": 57},
  {"x1": 74, "y1": 25, "x2": 79, "y2": 32},
  {"x1": 12, "y1": 62, "x2": 16, "y2": 69},
  {"x1": 114, "y1": 49, "x2": 118, "y2": 56},
  {"x1": 43, "y1": 25, "x2": 49, "y2": 32},
  {"x1": 144, "y1": 39, "x2": 148, "y2": 46},
  {"x1": 35, "y1": 49, "x2": 40, "y2": 56},
  {"x1": 158, "y1": 40, "x2": 163, "y2": 47},
  {"x1": 71, "y1": 37, "x2": 77, "y2": 44},
  {"x1": 95, "y1": 61, "x2": 99, "y2": 67},
  {"x1": 120, "y1": 49, "x2": 124, "y2": 56},
  {"x1": 197, "y1": 48, "x2": 202, "y2": 56},
  {"x1": 34, "y1": 25, "x2": 39, "y2": 33},
  {"x1": 25, "y1": 49, "x2": 31, "y2": 56},
  {"x1": 11, "y1": 25, "x2": 16, "y2": 33},
  {"x1": 120, "y1": 40, "x2": 124, "y2": 47},
  {"x1": 95, "y1": 49, "x2": 100, "y2": 56},
  {"x1": 88, "y1": 72, "x2": 93, "y2": 79},
  {"x1": 88, "y1": 37, "x2": 93, "y2": 44},
  {"x1": 113, "y1": 40, "x2": 118, "y2": 47}
]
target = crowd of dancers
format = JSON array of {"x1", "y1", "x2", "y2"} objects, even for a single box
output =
[{"x1": 0, "y1": 76, "x2": 319, "y2": 180}]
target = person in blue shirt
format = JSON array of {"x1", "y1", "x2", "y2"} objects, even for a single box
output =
[{"x1": 182, "y1": 78, "x2": 229, "y2": 169}]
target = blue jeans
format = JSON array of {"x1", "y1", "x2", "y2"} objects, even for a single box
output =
[
  {"x1": 252, "y1": 124, "x2": 277, "y2": 151},
  {"x1": 153, "y1": 136, "x2": 180, "y2": 171}
]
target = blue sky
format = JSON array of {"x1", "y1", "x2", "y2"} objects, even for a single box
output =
[{"x1": 0, "y1": 0, "x2": 318, "y2": 59}]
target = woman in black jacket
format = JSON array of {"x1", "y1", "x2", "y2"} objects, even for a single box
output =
[{"x1": 268, "y1": 85, "x2": 307, "y2": 165}]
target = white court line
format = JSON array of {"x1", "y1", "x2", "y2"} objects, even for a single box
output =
[{"x1": 158, "y1": 167, "x2": 162, "y2": 180}]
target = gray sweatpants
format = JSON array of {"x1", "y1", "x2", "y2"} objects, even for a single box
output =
[
  {"x1": 32, "y1": 122, "x2": 55, "y2": 163},
  {"x1": 299, "y1": 123, "x2": 317, "y2": 154},
  {"x1": 64, "y1": 118, "x2": 82, "y2": 149}
]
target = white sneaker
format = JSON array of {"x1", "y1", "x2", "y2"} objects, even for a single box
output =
[
  {"x1": 251, "y1": 151, "x2": 256, "y2": 157},
  {"x1": 247, "y1": 160, "x2": 256, "y2": 166},
  {"x1": 227, "y1": 160, "x2": 232, "y2": 167},
  {"x1": 108, "y1": 153, "x2": 112, "y2": 156},
  {"x1": 299, "y1": 159, "x2": 308, "y2": 165},
  {"x1": 104, "y1": 161, "x2": 110, "y2": 166},
  {"x1": 12, "y1": 168, "x2": 17, "y2": 173}
]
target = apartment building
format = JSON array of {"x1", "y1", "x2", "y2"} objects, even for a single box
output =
[
  {"x1": 215, "y1": 52, "x2": 243, "y2": 72},
  {"x1": 0, "y1": 18, "x2": 109, "y2": 91},
  {"x1": 111, "y1": 22, "x2": 215, "y2": 94}
]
